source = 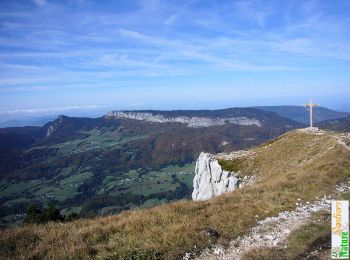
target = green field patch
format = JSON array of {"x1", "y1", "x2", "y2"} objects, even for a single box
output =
[
  {"x1": 75, "y1": 128, "x2": 122, "y2": 150},
  {"x1": 2, "y1": 197, "x2": 32, "y2": 207},
  {"x1": 0, "y1": 213, "x2": 25, "y2": 227},
  {"x1": 97, "y1": 170, "x2": 140, "y2": 194},
  {"x1": 59, "y1": 171, "x2": 93, "y2": 186},
  {"x1": 60, "y1": 206, "x2": 82, "y2": 216},
  {"x1": 99, "y1": 206, "x2": 122, "y2": 216},
  {"x1": 0, "y1": 179, "x2": 8, "y2": 187},
  {"x1": 176, "y1": 172, "x2": 195, "y2": 188},
  {"x1": 127, "y1": 170, "x2": 177, "y2": 196},
  {"x1": 139, "y1": 198, "x2": 167, "y2": 209},
  {"x1": 26, "y1": 129, "x2": 149, "y2": 161},
  {"x1": 0, "y1": 180, "x2": 40, "y2": 197},
  {"x1": 30, "y1": 172, "x2": 93, "y2": 202},
  {"x1": 73, "y1": 129, "x2": 148, "y2": 152},
  {"x1": 55, "y1": 166, "x2": 74, "y2": 178},
  {"x1": 98, "y1": 163, "x2": 195, "y2": 197},
  {"x1": 118, "y1": 134, "x2": 149, "y2": 144},
  {"x1": 161, "y1": 163, "x2": 195, "y2": 188}
]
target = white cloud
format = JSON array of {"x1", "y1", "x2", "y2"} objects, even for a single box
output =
[
  {"x1": 126, "y1": 102, "x2": 144, "y2": 108},
  {"x1": 0, "y1": 105, "x2": 106, "y2": 115},
  {"x1": 33, "y1": 0, "x2": 47, "y2": 7}
]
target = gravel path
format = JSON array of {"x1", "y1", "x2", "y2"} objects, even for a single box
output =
[
  {"x1": 193, "y1": 182, "x2": 350, "y2": 260},
  {"x1": 332, "y1": 133, "x2": 350, "y2": 151},
  {"x1": 195, "y1": 198, "x2": 331, "y2": 260}
]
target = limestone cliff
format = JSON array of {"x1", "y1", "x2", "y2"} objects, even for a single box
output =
[
  {"x1": 192, "y1": 152, "x2": 255, "y2": 201},
  {"x1": 106, "y1": 111, "x2": 262, "y2": 128}
]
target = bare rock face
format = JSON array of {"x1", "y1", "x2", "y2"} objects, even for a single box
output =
[
  {"x1": 192, "y1": 152, "x2": 256, "y2": 201},
  {"x1": 106, "y1": 111, "x2": 262, "y2": 128},
  {"x1": 192, "y1": 152, "x2": 239, "y2": 201},
  {"x1": 46, "y1": 115, "x2": 65, "y2": 137}
]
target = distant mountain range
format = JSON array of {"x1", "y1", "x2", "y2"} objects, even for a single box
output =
[
  {"x1": 1, "y1": 105, "x2": 347, "y2": 128},
  {"x1": 0, "y1": 116, "x2": 58, "y2": 128},
  {"x1": 317, "y1": 115, "x2": 350, "y2": 132},
  {"x1": 254, "y1": 105, "x2": 349, "y2": 124}
]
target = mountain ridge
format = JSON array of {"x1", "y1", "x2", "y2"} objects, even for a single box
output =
[
  {"x1": 254, "y1": 105, "x2": 349, "y2": 124},
  {"x1": 317, "y1": 115, "x2": 350, "y2": 132},
  {"x1": 1, "y1": 105, "x2": 347, "y2": 128}
]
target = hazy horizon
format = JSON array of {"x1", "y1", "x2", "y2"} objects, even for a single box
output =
[{"x1": 0, "y1": 101, "x2": 349, "y2": 127}]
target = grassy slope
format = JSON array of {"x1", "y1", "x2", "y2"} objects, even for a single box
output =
[
  {"x1": 244, "y1": 191, "x2": 350, "y2": 259},
  {"x1": 1, "y1": 129, "x2": 349, "y2": 259}
]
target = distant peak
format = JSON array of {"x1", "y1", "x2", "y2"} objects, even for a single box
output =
[{"x1": 46, "y1": 115, "x2": 68, "y2": 137}]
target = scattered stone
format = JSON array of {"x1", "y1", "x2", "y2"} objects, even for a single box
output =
[
  {"x1": 195, "y1": 198, "x2": 332, "y2": 260},
  {"x1": 201, "y1": 228, "x2": 220, "y2": 239}
]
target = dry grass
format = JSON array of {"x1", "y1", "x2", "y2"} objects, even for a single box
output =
[
  {"x1": 242, "y1": 211, "x2": 331, "y2": 260},
  {"x1": 218, "y1": 158, "x2": 243, "y2": 172},
  {"x1": 1, "y1": 130, "x2": 349, "y2": 259},
  {"x1": 243, "y1": 192, "x2": 350, "y2": 260}
]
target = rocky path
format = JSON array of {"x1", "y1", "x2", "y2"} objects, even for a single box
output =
[
  {"x1": 194, "y1": 182, "x2": 350, "y2": 260},
  {"x1": 299, "y1": 127, "x2": 350, "y2": 151},
  {"x1": 332, "y1": 133, "x2": 350, "y2": 151},
  {"x1": 195, "y1": 198, "x2": 331, "y2": 260}
]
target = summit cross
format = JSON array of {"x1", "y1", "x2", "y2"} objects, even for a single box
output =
[{"x1": 303, "y1": 98, "x2": 320, "y2": 128}]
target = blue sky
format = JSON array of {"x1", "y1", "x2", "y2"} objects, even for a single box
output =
[{"x1": 1, "y1": 0, "x2": 350, "y2": 120}]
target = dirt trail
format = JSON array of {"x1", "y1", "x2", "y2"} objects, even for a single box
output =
[
  {"x1": 193, "y1": 182, "x2": 350, "y2": 260},
  {"x1": 298, "y1": 127, "x2": 350, "y2": 151},
  {"x1": 332, "y1": 133, "x2": 350, "y2": 151},
  {"x1": 194, "y1": 198, "x2": 331, "y2": 260}
]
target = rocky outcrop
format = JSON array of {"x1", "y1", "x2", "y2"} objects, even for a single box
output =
[
  {"x1": 46, "y1": 115, "x2": 65, "y2": 137},
  {"x1": 192, "y1": 152, "x2": 255, "y2": 201},
  {"x1": 106, "y1": 111, "x2": 262, "y2": 128}
]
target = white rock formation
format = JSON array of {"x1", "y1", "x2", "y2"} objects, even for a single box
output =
[
  {"x1": 106, "y1": 111, "x2": 262, "y2": 128},
  {"x1": 192, "y1": 153, "x2": 235, "y2": 201},
  {"x1": 46, "y1": 115, "x2": 65, "y2": 137}
]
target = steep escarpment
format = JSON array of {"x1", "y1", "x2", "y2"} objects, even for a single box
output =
[
  {"x1": 105, "y1": 107, "x2": 302, "y2": 128},
  {"x1": 106, "y1": 111, "x2": 262, "y2": 128}
]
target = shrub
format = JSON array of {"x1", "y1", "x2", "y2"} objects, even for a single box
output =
[{"x1": 24, "y1": 203, "x2": 64, "y2": 224}]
